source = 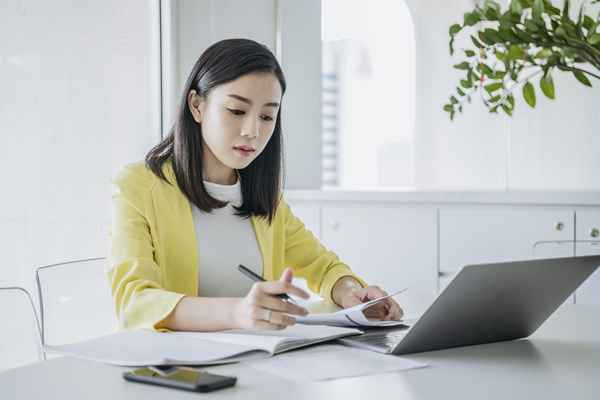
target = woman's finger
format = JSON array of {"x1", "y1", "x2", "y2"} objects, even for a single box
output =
[
  {"x1": 251, "y1": 320, "x2": 286, "y2": 330},
  {"x1": 365, "y1": 286, "x2": 388, "y2": 299},
  {"x1": 384, "y1": 299, "x2": 403, "y2": 321},
  {"x1": 257, "y1": 293, "x2": 309, "y2": 316},
  {"x1": 363, "y1": 302, "x2": 388, "y2": 319},
  {"x1": 258, "y1": 280, "x2": 310, "y2": 299},
  {"x1": 266, "y1": 311, "x2": 296, "y2": 327}
]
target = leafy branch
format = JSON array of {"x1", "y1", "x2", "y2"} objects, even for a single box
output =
[{"x1": 444, "y1": 0, "x2": 600, "y2": 120}]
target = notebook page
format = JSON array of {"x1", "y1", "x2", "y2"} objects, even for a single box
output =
[
  {"x1": 45, "y1": 330, "x2": 266, "y2": 366},
  {"x1": 179, "y1": 325, "x2": 361, "y2": 354}
]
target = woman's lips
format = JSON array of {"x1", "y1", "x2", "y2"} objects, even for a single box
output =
[{"x1": 233, "y1": 146, "x2": 255, "y2": 157}]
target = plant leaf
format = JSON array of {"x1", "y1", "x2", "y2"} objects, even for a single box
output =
[
  {"x1": 485, "y1": 82, "x2": 504, "y2": 93},
  {"x1": 454, "y1": 62, "x2": 470, "y2": 70},
  {"x1": 533, "y1": 0, "x2": 545, "y2": 21},
  {"x1": 465, "y1": 49, "x2": 477, "y2": 57},
  {"x1": 471, "y1": 35, "x2": 485, "y2": 49},
  {"x1": 573, "y1": 70, "x2": 592, "y2": 87},
  {"x1": 464, "y1": 12, "x2": 481, "y2": 27},
  {"x1": 508, "y1": 45, "x2": 525, "y2": 60},
  {"x1": 449, "y1": 24, "x2": 462, "y2": 36},
  {"x1": 502, "y1": 104, "x2": 513, "y2": 116},
  {"x1": 535, "y1": 48, "x2": 553, "y2": 58},
  {"x1": 510, "y1": 0, "x2": 523, "y2": 14},
  {"x1": 540, "y1": 74, "x2": 555, "y2": 99},
  {"x1": 523, "y1": 81, "x2": 536, "y2": 108},
  {"x1": 589, "y1": 33, "x2": 600, "y2": 45}
]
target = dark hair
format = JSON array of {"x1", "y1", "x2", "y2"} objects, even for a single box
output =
[{"x1": 145, "y1": 38, "x2": 286, "y2": 225}]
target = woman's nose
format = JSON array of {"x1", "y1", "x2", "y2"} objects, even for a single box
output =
[{"x1": 241, "y1": 117, "x2": 259, "y2": 138}]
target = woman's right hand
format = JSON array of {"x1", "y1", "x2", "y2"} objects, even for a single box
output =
[{"x1": 233, "y1": 267, "x2": 311, "y2": 330}]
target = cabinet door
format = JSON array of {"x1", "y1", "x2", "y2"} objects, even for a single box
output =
[
  {"x1": 440, "y1": 207, "x2": 573, "y2": 272},
  {"x1": 440, "y1": 240, "x2": 576, "y2": 304},
  {"x1": 575, "y1": 209, "x2": 600, "y2": 305},
  {"x1": 321, "y1": 205, "x2": 437, "y2": 317},
  {"x1": 439, "y1": 207, "x2": 574, "y2": 293}
]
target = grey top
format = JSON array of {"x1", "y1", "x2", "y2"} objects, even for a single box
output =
[{"x1": 190, "y1": 176, "x2": 263, "y2": 298}]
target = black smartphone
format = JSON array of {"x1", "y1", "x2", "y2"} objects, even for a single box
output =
[{"x1": 123, "y1": 367, "x2": 237, "y2": 392}]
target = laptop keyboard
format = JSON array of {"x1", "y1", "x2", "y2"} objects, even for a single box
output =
[
  {"x1": 353, "y1": 331, "x2": 406, "y2": 347},
  {"x1": 341, "y1": 327, "x2": 410, "y2": 353}
]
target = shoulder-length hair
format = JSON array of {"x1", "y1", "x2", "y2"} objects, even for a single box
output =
[{"x1": 145, "y1": 38, "x2": 287, "y2": 225}]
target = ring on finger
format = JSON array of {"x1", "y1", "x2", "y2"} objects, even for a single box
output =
[{"x1": 264, "y1": 309, "x2": 272, "y2": 322}]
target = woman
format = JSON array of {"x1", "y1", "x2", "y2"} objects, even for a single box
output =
[{"x1": 108, "y1": 38, "x2": 403, "y2": 332}]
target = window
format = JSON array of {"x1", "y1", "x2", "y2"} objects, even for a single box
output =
[{"x1": 321, "y1": 0, "x2": 415, "y2": 189}]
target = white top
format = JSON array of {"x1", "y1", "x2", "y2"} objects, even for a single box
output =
[{"x1": 190, "y1": 175, "x2": 263, "y2": 298}]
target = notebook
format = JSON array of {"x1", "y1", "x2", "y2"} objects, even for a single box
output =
[
  {"x1": 45, "y1": 324, "x2": 362, "y2": 367},
  {"x1": 295, "y1": 288, "x2": 409, "y2": 328}
]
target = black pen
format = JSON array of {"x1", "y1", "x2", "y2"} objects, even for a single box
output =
[{"x1": 237, "y1": 264, "x2": 298, "y2": 305}]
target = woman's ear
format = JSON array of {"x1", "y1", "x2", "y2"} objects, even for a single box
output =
[{"x1": 187, "y1": 90, "x2": 203, "y2": 123}]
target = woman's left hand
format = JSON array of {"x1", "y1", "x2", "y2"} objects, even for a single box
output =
[{"x1": 340, "y1": 285, "x2": 404, "y2": 321}]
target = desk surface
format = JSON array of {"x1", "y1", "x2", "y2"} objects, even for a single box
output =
[{"x1": 2, "y1": 305, "x2": 599, "y2": 400}]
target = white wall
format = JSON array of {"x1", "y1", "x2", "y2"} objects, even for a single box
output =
[
  {"x1": 163, "y1": 0, "x2": 322, "y2": 190},
  {"x1": 0, "y1": 1, "x2": 161, "y2": 288},
  {"x1": 405, "y1": 0, "x2": 600, "y2": 190}
]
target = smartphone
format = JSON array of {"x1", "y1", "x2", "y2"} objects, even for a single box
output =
[{"x1": 123, "y1": 367, "x2": 237, "y2": 392}]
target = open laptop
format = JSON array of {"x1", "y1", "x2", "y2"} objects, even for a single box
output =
[{"x1": 339, "y1": 255, "x2": 600, "y2": 355}]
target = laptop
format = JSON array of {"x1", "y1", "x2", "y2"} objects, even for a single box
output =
[{"x1": 339, "y1": 255, "x2": 600, "y2": 355}]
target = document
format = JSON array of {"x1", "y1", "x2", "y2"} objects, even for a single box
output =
[
  {"x1": 295, "y1": 288, "x2": 409, "y2": 328},
  {"x1": 245, "y1": 344, "x2": 427, "y2": 381},
  {"x1": 45, "y1": 324, "x2": 362, "y2": 367}
]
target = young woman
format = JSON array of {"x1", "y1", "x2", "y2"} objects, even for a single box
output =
[{"x1": 108, "y1": 38, "x2": 403, "y2": 332}]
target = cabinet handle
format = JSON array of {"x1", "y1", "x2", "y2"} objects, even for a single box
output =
[
  {"x1": 590, "y1": 228, "x2": 599, "y2": 238},
  {"x1": 554, "y1": 222, "x2": 564, "y2": 231}
]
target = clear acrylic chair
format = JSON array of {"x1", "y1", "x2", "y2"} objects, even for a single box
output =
[
  {"x1": 0, "y1": 286, "x2": 43, "y2": 371},
  {"x1": 35, "y1": 257, "x2": 116, "y2": 348}
]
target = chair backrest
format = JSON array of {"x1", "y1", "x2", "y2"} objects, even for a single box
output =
[
  {"x1": 36, "y1": 257, "x2": 116, "y2": 346},
  {"x1": 0, "y1": 287, "x2": 43, "y2": 371}
]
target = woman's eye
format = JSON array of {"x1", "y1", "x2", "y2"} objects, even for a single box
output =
[
  {"x1": 261, "y1": 115, "x2": 274, "y2": 122},
  {"x1": 227, "y1": 108, "x2": 245, "y2": 116}
]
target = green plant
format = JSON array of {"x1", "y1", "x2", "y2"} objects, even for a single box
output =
[{"x1": 444, "y1": 0, "x2": 600, "y2": 120}]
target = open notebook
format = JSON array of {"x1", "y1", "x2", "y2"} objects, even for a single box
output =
[{"x1": 45, "y1": 325, "x2": 362, "y2": 367}]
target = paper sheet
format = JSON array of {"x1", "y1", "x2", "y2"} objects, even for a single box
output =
[
  {"x1": 244, "y1": 344, "x2": 427, "y2": 381},
  {"x1": 295, "y1": 288, "x2": 409, "y2": 327}
]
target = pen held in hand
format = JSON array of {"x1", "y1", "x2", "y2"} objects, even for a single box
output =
[{"x1": 237, "y1": 264, "x2": 299, "y2": 305}]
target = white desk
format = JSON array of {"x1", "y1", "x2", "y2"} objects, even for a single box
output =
[{"x1": 2, "y1": 305, "x2": 599, "y2": 399}]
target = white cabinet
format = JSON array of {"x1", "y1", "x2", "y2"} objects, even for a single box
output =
[
  {"x1": 320, "y1": 205, "x2": 438, "y2": 317},
  {"x1": 284, "y1": 196, "x2": 600, "y2": 312},
  {"x1": 575, "y1": 210, "x2": 600, "y2": 306},
  {"x1": 439, "y1": 207, "x2": 575, "y2": 302},
  {"x1": 440, "y1": 207, "x2": 573, "y2": 271}
]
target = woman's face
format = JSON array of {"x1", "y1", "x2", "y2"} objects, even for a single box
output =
[{"x1": 188, "y1": 72, "x2": 282, "y2": 182}]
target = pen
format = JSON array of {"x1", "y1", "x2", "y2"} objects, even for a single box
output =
[{"x1": 237, "y1": 264, "x2": 298, "y2": 305}]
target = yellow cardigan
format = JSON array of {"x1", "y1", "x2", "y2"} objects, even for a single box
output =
[{"x1": 108, "y1": 160, "x2": 367, "y2": 330}]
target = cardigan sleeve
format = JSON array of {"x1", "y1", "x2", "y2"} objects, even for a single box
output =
[
  {"x1": 107, "y1": 164, "x2": 185, "y2": 331},
  {"x1": 280, "y1": 198, "x2": 368, "y2": 302}
]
